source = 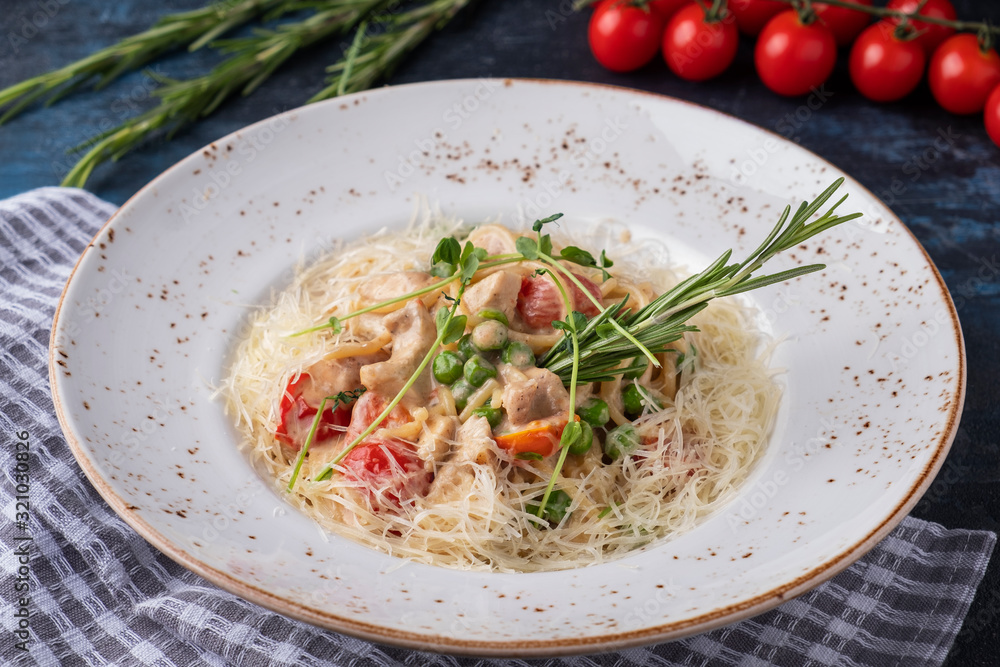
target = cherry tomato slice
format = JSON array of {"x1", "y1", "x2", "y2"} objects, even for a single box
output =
[
  {"x1": 517, "y1": 273, "x2": 602, "y2": 330},
  {"x1": 275, "y1": 374, "x2": 352, "y2": 449}
]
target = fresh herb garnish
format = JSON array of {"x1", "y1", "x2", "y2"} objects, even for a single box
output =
[
  {"x1": 539, "y1": 177, "x2": 861, "y2": 384},
  {"x1": 286, "y1": 387, "x2": 365, "y2": 492}
]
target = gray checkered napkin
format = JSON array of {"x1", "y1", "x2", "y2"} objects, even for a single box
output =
[{"x1": 0, "y1": 187, "x2": 995, "y2": 667}]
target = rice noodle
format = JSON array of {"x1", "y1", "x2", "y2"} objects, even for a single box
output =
[{"x1": 223, "y1": 213, "x2": 780, "y2": 572}]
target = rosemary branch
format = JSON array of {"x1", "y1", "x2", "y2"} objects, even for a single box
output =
[
  {"x1": 309, "y1": 0, "x2": 474, "y2": 101},
  {"x1": 60, "y1": 0, "x2": 387, "y2": 188},
  {"x1": 0, "y1": 0, "x2": 301, "y2": 125},
  {"x1": 539, "y1": 178, "x2": 862, "y2": 384}
]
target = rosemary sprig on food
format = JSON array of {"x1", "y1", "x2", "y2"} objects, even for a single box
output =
[
  {"x1": 0, "y1": 0, "x2": 293, "y2": 124},
  {"x1": 539, "y1": 177, "x2": 861, "y2": 384}
]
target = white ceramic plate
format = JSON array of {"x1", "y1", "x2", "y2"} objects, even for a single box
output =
[{"x1": 50, "y1": 79, "x2": 964, "y2": 656}]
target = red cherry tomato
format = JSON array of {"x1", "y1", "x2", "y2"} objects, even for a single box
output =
[
  {"x1": 649, "y1": 0, "x2": 691, "y2": 22},
  {"x1": 588, "y1": 0, "x2": 665, "y2": 72},
  {"x1": 928, "y1": 34, "x2": 1000, "y2": 115},
  {"x1": 275, "y1": 374, "x2": 353, "y2": 449},
  {"x1": 986, "y1": 85, "x2": 1000, "y2": 149},
  {"x1": 727, "y1": 0, "x2": 786, "y2": 37},
  {"x1": 755, "y1": 11, "x2": 838, "y2": 97},
  {"x1": 849, "y1": 24, "x2": 925, "y2": 102},
  {"x1": 814, "y1": 0, "x2": 873, "y2": 47},
  {"x1": 340, "y1": 391, "x2": 427, "y2": 506},
  {"x1": 885, "y1": 0, "x2": 957, "y2": 54},
  {"x1": 516, "y1": 273, "x2": 602, "y2": 330},
  {"x1": 662, "y1": 3, "x2": 739, "y2": 81}
]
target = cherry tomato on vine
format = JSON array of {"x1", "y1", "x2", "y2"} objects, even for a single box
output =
[
  {"x1": 814, "y1": 0, "x2": 873, "y2": 47},
  {"x1": 849, "y1": 24, "x2": 925, "y2": 102},
  {"x1": 928, "y1": 34, "x2": 1000, "y2": 115},
  {"x1": 662, "y1": 4, "x2": 739, "y2": 81},
  {"x1": 588, "y1": 0, "x2": 665, "y2": 73},
  {"x1": 649, "y1": 0, "x2": 692, "y2": 23},
  {"x1": 727, "y1": 0, "x2": 785, "y2": 37},
  {"x1": 984, "y1": 85, "x2": 1000, "y2": 149},
  {"x1": 755, "y1": 11, "x2": 837, "y2": 97},
  {"x1": 885, "y1": 0, "x2": 957, "y2": 54}
]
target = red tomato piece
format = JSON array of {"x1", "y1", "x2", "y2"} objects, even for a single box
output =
[
  {"x1": 985, "y1": 85, "x2": 1000, "y2": 149},
  {"x1": 662, "y1": 3, "x2": 739, "y2": 82},
  {"x1": 755, "y1": 10, "x2": 838, "y2": 97},
  {"x1": 275, "y1": 374, "x2": 353, "y2": 449},
  {"x1": 814, "y1": 0, "x2": 872, "y2": 47},
  {"x1": 885, "y1": 0, "x2": 956, "y2": 54},
  {"x1": 343, "y1": 390, "x2": 411, "y2": 445},
  {"x1": 928, "y1": 34, "x2": 1000, "y2": 115},
  {"x1": 517, "y1": 273, "x2": 602, "y2": 329},
  {"x1": 849, "y1": 24, "x2": 925, "y2": 102},
  {"x1": 588, "y1": 0, "x2": 665, "y2": 73},
  {"x1": 728, "y1": 0, "x2": 786, "y2": 37},
  {"x1": 342, "y1": 439, "x2": 431, "y2": 506}
]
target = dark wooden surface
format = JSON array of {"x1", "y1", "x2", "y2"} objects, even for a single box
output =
[{"x1": 2, "y1": 1, "x2": 997, "y2": 663}]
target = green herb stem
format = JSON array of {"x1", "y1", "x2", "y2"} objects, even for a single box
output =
[
  {"x1": 0, "y1": 0, "x2": 296, "y2": 125},
  {"x1": 313, "y1": 283, "x2": 467, "y2": 481}
]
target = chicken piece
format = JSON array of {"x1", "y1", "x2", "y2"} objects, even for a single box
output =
[
  {"x1": 358, "y1": 271, "x2": 438, "y2": 313},
  {"x1": 416, "y1": 415, "x2": 458, "y2": 472},
  {"x1": 423, "y1": 416, "x2": 495, "y2": 505},
  {"x1": 298, "y1": 353, "x2": 387, "y2": 405},
  {"x1": 501, "y1": 367, "x2": 570, "y2": 428},
  {"x1": 461, "y1": 270, "x2": 522, "y2": 326},
  {"x1": 466, "y1": 224, "x2": 518, "y2": 256},
  {"x1": 359, "y1": 299, "x2": 437, "y2": 399}
]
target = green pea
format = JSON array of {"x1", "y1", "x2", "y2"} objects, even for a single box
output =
[
  {"x1": 471, "y1": 405, "x2": 502, "y2": 429},
  {"x1": 432, "y1": 351, "x2": 464, "y2": 385},
  {"x1": 450, "y1": 379, "x2": 475, "y2": 411},
  {"x1": 457, "y1": 334, "x2": 477, "y2": 360},
  {"x1": 501, "y1": 340, "x2": 536, "y2": 368},
  {"x1": 477, "y1": 308, "x2": 509, "y2": 327},
  {"x1": 430, "y1": 261, "x2": 455, "y2": 278},
  {"x1": 576, "y1": 398, "x2": 610, "y2": 428},
  {"x1": 604, "y1": 423, "x2": 639, "y2": 460},
  {"x1": 527, "y1": 489, "x2": 572, "y2": 526},
  {"x1": 471, "y1": 319, "x2": 508, "y2": 351},
  {"x1": 622, "y1": 384, "x2": 662, "y2": 418},
  {"x1": 464, "y1": 355, "x2": 497, "y2": 387},
  {"x1": 568, "y1": 421, "x2": 593, "y2": 456},
  {"x1": 622, "y1": 357, "x2": 649, "y2": 380}
]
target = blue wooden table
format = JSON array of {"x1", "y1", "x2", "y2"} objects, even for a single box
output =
[{"x1": 2, "y1": 1, "x2": 997, "y2": 664}]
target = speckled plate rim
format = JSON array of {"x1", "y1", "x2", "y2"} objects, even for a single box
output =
[{"x1": 49, "y1": 78, "x2": 966, "y2": 656}]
